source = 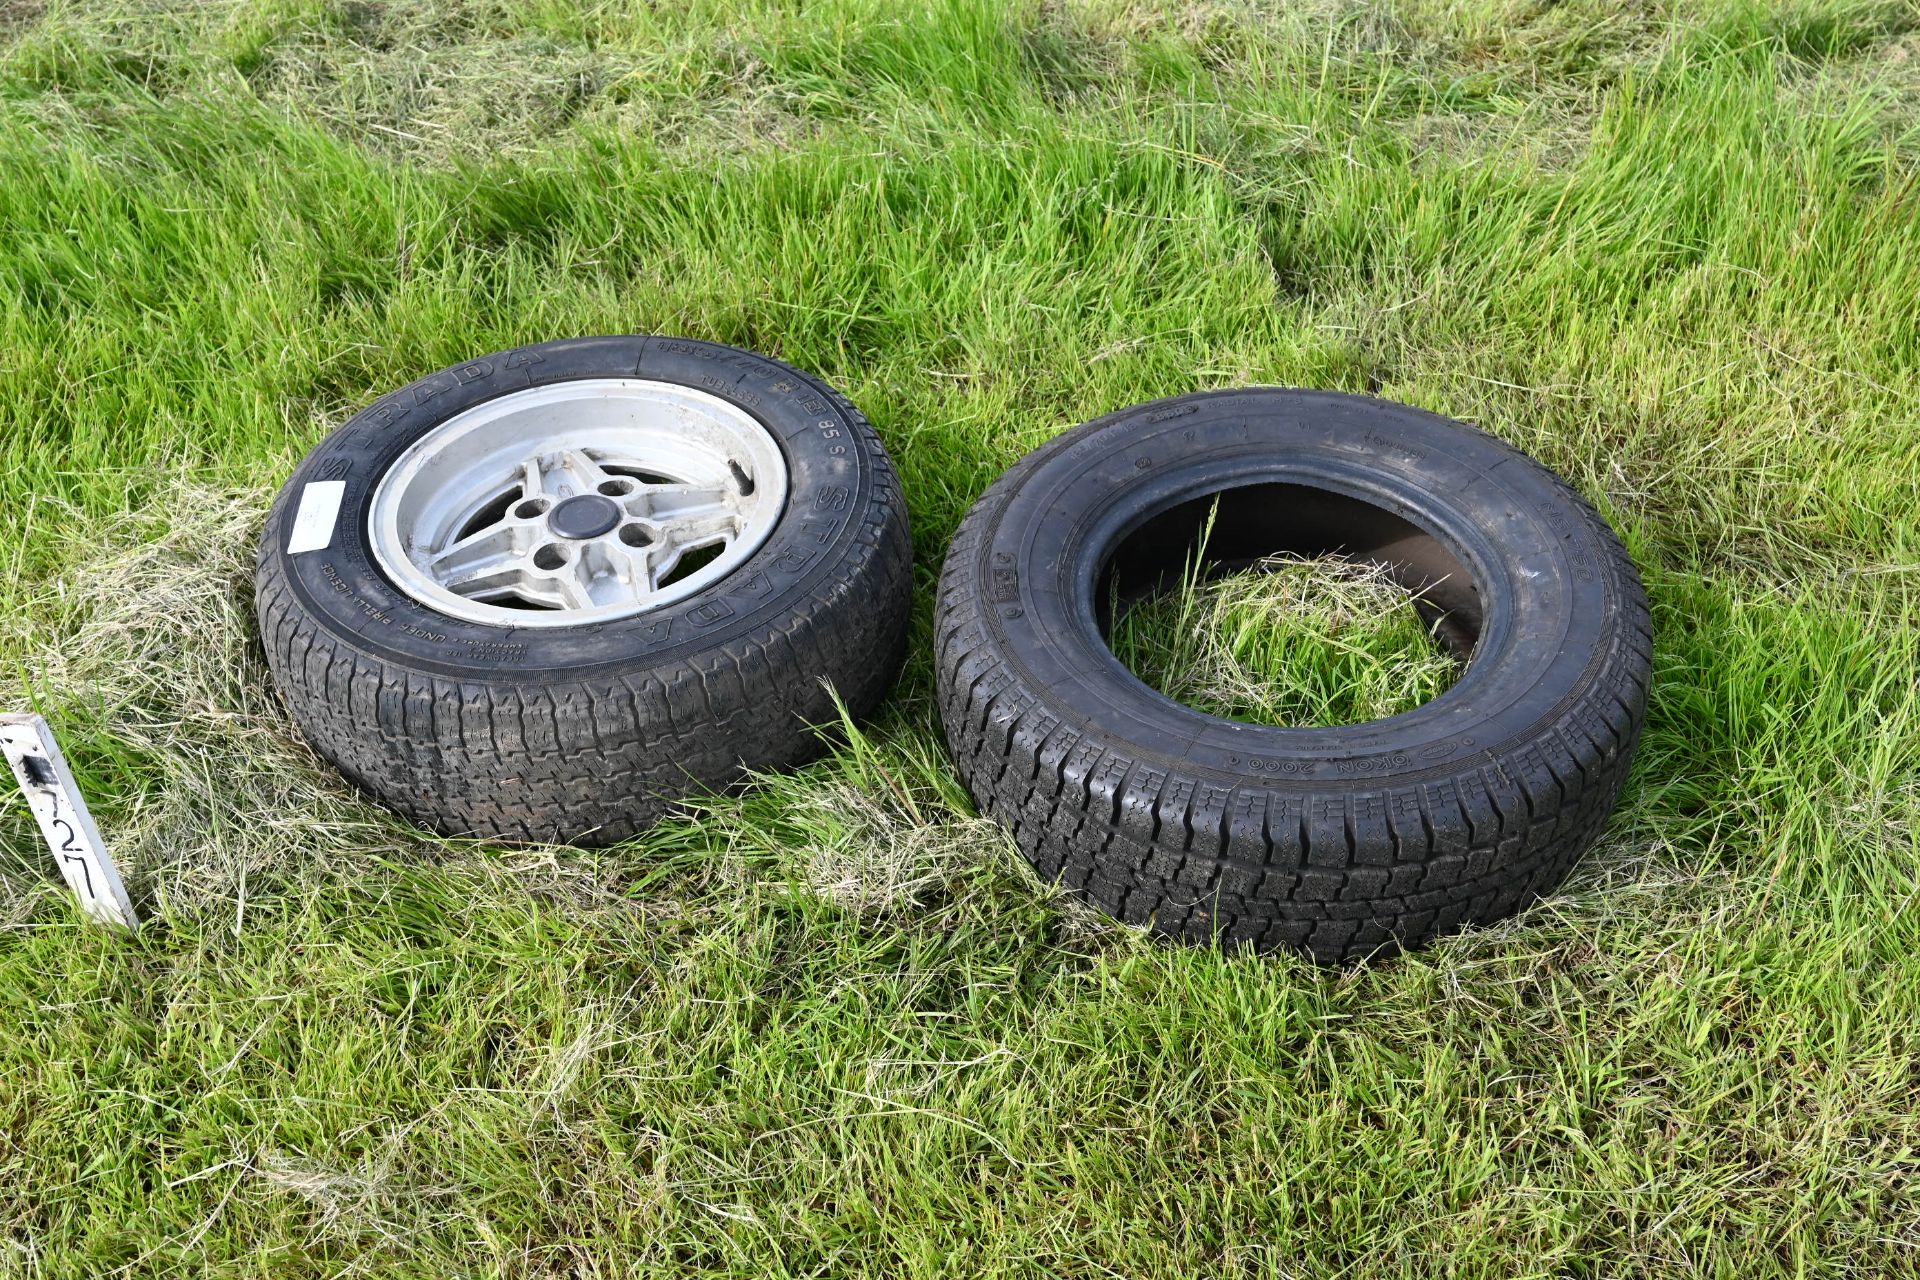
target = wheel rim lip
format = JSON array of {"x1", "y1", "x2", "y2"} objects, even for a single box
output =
[{"x1": 367, "y1": 378, "x2": 790, "y2": 628}]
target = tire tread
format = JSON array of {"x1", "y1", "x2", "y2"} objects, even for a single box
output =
[
  {"x1": 257, "y1": 353, "x2": 912, "y2": 845},
  {"x1": 933, "y1": 411, "x2": 1650, "y2": 963}
]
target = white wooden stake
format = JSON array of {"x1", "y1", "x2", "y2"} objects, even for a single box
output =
[{"x1": 0, "y1": 712, "x2": 138, "y2": 930}]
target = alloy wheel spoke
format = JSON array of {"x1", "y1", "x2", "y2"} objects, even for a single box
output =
[
  {"x1": 656, "y1": 512, "x2": 739, "y2": 551},
  {"x1": 602, "y1": 543, "x2": 658, "y2": 602},
  {"x1": 429, "y1": 526, "x2": 527, "y2": 594},
  {"x1": 429, "y1": 465, "x2": 742, "y2": 605},
  {"x1": 537, "y1": 561, "x2": 595, "y2": 611},
  {"x1": 517, "y1": 458, "x2": 545, "y2": 504},
  {"x1": 532, "y1": 448, "x2": 620, "y2": 502},
  {"x1": 637, "y1": 482, "x2": 733, "y2": 521}
]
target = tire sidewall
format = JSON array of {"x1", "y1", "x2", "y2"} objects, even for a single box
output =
[
  {"x1": 957, "y1": 388, "x2": 1630, "y2": 789},
  {"x1": 263, "y1": 336, "x2": 878, "y2": 678}
]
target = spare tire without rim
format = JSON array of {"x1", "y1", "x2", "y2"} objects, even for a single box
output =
[
  {"x1": 935, "y1": 389, "x2": 1650, "y2": 963},
  {"x1": 257, "y1": 336, "x2": 911, "y2": 844}
]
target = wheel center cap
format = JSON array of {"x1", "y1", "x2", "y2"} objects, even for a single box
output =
[{"x1": 548, "y1": 494, "x2": 622, "y2": 540}]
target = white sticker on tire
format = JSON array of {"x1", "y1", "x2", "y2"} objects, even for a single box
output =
[{"x1": 287, "y1": 480, "x2": 346, "y2": 553}]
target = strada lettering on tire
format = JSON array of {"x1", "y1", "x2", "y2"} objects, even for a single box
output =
[
  {"x1": 257, "y1": 336, "x2": 912, "y2": 844},
  {"x1": 934, "y1": 389, "x2": 1651, "y2": 964}
]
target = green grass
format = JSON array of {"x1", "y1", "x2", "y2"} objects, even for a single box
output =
[
  {"x1": 1110, "y1": 550, "x2": 1459, "y2": 727},
  {"x1": 2, "y1": 0, "x2": 1919, "y2": 1275}
]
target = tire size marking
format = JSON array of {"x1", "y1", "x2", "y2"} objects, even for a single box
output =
[
  {"x1": 287, "y1": 481, "x2": 346, "y2": 554},
  {"x1": 1229, "y1": 755, "x2": 1315, "y2": 776},
  {"x1": 0, "y1": 713, "x2": 138, "y2": 930}
]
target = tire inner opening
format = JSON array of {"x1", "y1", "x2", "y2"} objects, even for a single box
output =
[{"x1": 1096, "y1": 482, "x2": 1484, "y2": 726}]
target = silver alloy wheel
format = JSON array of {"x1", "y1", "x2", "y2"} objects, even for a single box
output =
[{"x1": 368, "y1": 379, "x2": 789, "y2": 627}]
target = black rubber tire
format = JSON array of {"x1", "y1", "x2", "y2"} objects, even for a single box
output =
[
  {"x1": 256, "y1": 336, "x2": 912, "y2": 845},
  {"x1": 935, "y1": 389, "x2": 1650, "y2": 964}
]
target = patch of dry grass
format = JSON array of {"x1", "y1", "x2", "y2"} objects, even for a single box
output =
[
  {"x1": 0, "y1": 481, "x2": 669, "y2": 933},
  {"x1": 1, "y1": 483, "x2": 402, "y2": 921},
  {"x1": 1111, "y1": 553, "x2": 1458, "y2": 727}
]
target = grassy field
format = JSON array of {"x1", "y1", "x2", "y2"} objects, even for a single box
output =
[{"x1": 3, "y1": 0, "x2": 1920, "y2": 1274}]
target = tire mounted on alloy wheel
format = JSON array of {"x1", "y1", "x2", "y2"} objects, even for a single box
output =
[
  {"x1": 257, "y1": 336, "x2": 912, "y2": 845},
  {"x1": 935, "y1": 389, "x2": 1651, "y2": 963}
]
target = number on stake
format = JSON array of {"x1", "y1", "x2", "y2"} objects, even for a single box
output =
[{"x1": 0, "y1": 713, "x2": 137, "y2": 930}]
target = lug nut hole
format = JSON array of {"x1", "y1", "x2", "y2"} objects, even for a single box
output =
[
  {"x1": 618, "y1": 524, "x2": 653, "y2": 548},
  {"x1": 597, "y1": 479, "x2": 635, "y2": 497},
  {"x1": 533, "y1": 544, "x2": 569, "y2": 570},
  {"x1": 514, "y1": 498, "x2": 550, "y2": 519}
]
